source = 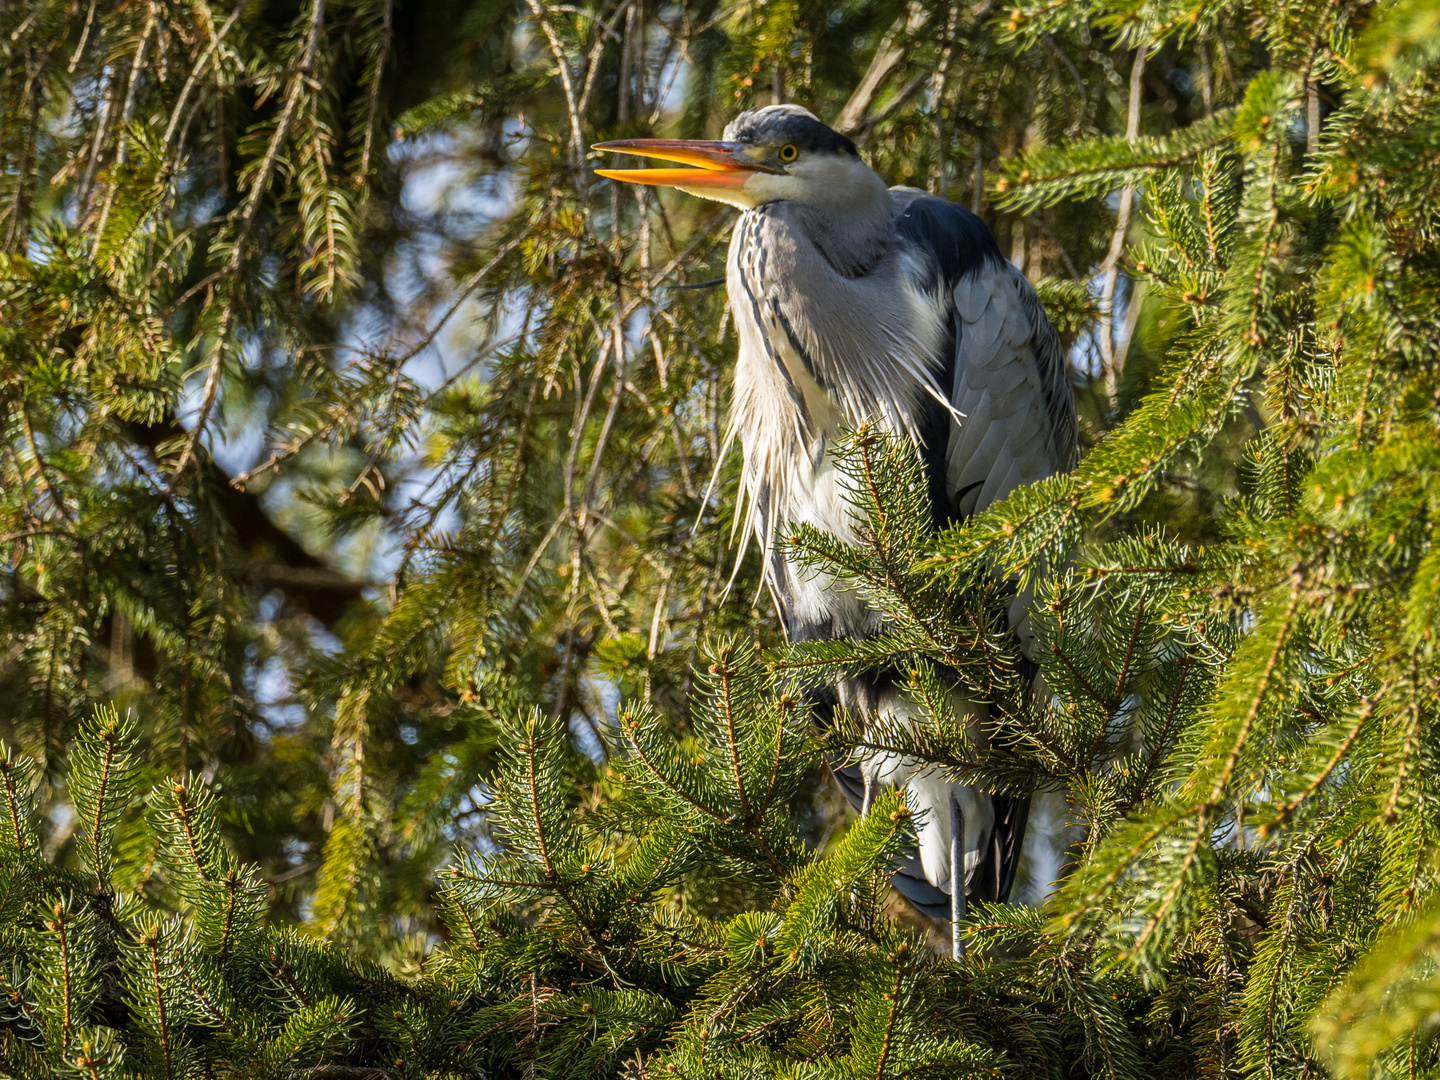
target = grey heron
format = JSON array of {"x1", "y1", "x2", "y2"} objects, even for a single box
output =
[{"x1": 595, "y1": 105, "x2": 1076, "y2": 943}]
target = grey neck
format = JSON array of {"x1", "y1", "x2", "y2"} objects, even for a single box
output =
[{"x1": 780, "y1": 174, "x2": 894, "y2": 279}]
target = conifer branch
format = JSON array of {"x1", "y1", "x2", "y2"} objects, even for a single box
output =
[
  {"x1": 1082, "y1": 594, "x2": 1148, "y2": 773},
  {"x1": 1058, "y1": 958, "x2": 1136, "y2": 1080},
  {"x1": 168, "y1": 782, "x2": 213, "y2": 883},
  {"x1": 1379, "y1": 674, "x2": 1423, "y2": 827},
  {"x1": 522, "y1": 718, "x2": 556, "y2": 880},
  {"x1": 19, "y1": 398, "x2": 71, "y2": 524},
  {"x1": 160, "y1": 2, "x2": 249, "y2": 152},
  {"x1": 1202, "y1": 582, "x2": 1301, "y2": 812},
  {"x1": 759, "y1": 705, "x2": 789, "y2": 815},
  {"x1": 1048, "y1": 639, "x2": 1114, "y2": 712},
  {"x1": 711, "y1": 656, "x2": 753, "y2": 824},
  {"x1": 1119, "y1": 651, "x2": 1194, "y2": 811},
  {"x1": 1257, "y1": 688, "x2": 1381, "y2": 838},
  {"x1": 523, "y1": 0, "x2": 587, "y2": 168},
  {"x1": 52, "y1": 905, "x2": 74, "y2": 1044},
  {"x1": 272, "y1": 948, "x2": 314, "y2": 1010},
  {"x1": 218, "y1": 872, "x2": 240, "y2": 958},
  {"x1": 142, "y1": 930, "x2": 174, "y2": 1080},
  {"x1": 0, "y1": 752, "x2": 31, "y2": 856},
  {"x1": 624, "y1": 730, "x2": 727, "y2": 826},
  {"x1": 83, "y1": 724, "x2": 118, "y2": 871},
  {"x1": 181, "y1": 966, "x2": 246, "y2": 1045},
  {"x1": 170, "y1": 0, "x2": 328, "y2": 486},
  {"x1": 872, "y1": 961, "x2": 905, "y2": 1080}
]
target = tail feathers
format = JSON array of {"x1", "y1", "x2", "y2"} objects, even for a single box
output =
[
  {"x1": 979, "y1": 794, "x2": 1028, "y2": 904},
  {"x1": 833, "y1": 760, "x2": 866, "y2": 808}
]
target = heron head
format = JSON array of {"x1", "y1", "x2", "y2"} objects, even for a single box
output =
[{"x1": 593, "y1": 105, "x2": 883, "y2": 212}]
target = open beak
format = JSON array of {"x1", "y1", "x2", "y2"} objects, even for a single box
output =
[{"x1": 591, "y1": 139, "x2": 770, "y2": 191}]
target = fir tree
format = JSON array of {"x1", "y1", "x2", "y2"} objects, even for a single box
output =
[{"x1": 3, "y1": 0, "x2": 1440, "y2": 1076}]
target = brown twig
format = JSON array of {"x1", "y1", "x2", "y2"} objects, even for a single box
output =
[{"x1": 1098, "y1": 36, "x2": 1148, "y2": 408}]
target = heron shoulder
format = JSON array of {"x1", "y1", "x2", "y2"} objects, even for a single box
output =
[{"x1": 888, "y1": 187, "x2": 1004, "y2": 292}]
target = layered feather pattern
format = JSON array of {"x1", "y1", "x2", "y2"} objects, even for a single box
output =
[{"x1": 724, "y1": 174, "x2": 1075, "y2": 914}]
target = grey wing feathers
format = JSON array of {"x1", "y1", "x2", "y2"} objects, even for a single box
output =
[
  {"x1": 822, "y1": 194, "x2": 1075, "y2": 916},
  {"x1": 945, "y1": 262, "x2": 1076, "y2": 521}
]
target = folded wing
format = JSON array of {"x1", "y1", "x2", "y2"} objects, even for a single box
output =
[{"x1": 835, "y1": 191, "x2": 1076, "y2": 911}]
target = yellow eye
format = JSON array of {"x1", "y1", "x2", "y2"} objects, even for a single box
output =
[{"x1": 778, "y1": 144, "x2": 798, "y2": 162}]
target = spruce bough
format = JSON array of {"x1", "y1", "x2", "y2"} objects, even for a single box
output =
[{"x1": 4, "y1": 418, "x2": 1440, "y2": 1076}]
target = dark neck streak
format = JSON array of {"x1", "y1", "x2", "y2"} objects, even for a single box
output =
[{"x1": 734, "y1": 213, "x2": 810, "y2": 429}]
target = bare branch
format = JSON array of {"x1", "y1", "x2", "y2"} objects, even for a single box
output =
[
  {"x1": 1097, "y1": 36, "x2": 1148, "y2": 410},
  {"x1": 832, "y1": 3, "x2": 928, "y2": 136}
]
